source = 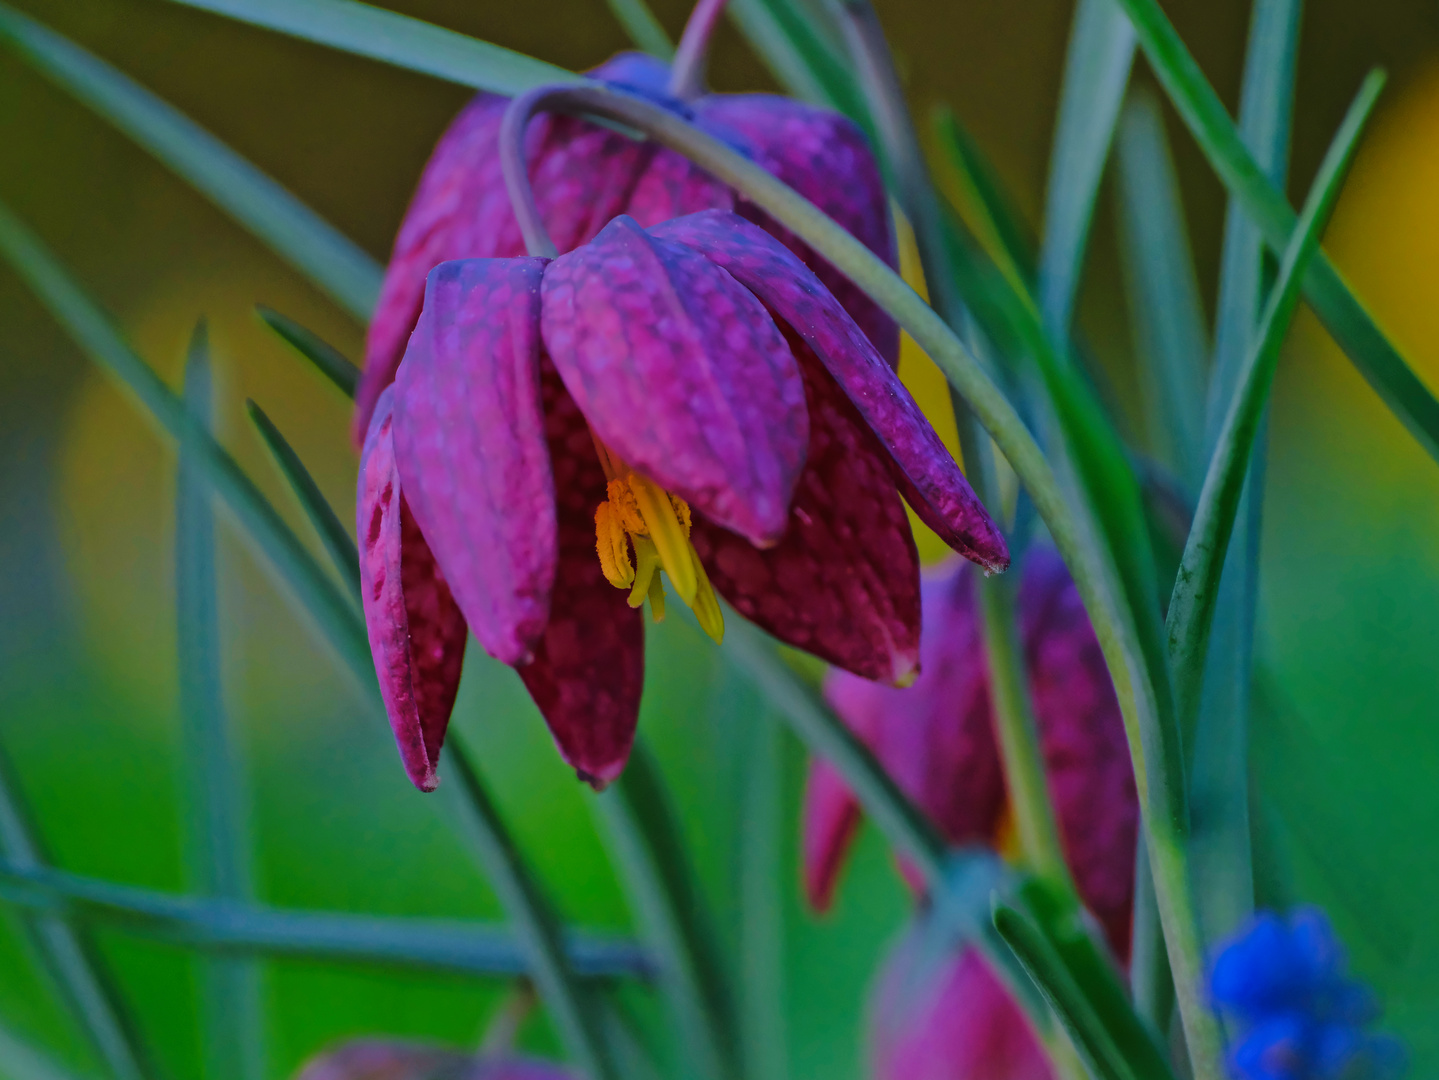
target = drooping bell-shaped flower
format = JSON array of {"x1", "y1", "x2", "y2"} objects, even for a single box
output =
[
  {"x1": 359, "y1": 210, "x2": 1008, "y2": 791},
  {"x1": 357, "y1": 52, "x2": 898, "y2": 443},
  {"x1": 1210, "y1": 909, "x2": 1405, "y2": 1080},
  {"x1": 803, "y1": 547, "x2": 1137, "y2": 959},
  {"x1": 869, "y1": 917, "x2": 1053, "y2": 1080},
  {"x1": 295, "y1": 1040, "x2": 577, "y2": 1080}
]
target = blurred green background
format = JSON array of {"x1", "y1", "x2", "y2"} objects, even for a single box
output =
[{"x1": 2, "y1": 1, "x2": 1439, "y2": 1078}]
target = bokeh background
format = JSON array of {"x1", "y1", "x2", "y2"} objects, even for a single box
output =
[{"x1": 1, "y1": 0, "x2": 1438, "y2": 1077}]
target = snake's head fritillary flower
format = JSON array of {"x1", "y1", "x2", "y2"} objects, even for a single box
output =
[
  {"x1": 869, "y1": 919, "x2": 1053, "y2": 1080},
  {"x1": 1211, "y1": 909, "x2": 1405, "y2": 1080},
  {"x1": 359, "y1": 209, "x2": 1007, "y2": 791},
  {"x1": 294, "y1": 1040, "x2": 576, "y2": 1080},
  {"x1": 357, "y1": 52, "x2": 897, "y2": 444},
  {"x1": 803, "y1": 548, "x2": 1137, "y2": 960}
]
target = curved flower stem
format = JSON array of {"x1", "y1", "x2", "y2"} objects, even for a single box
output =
[
  {"x1": 670, "y1": 0, "x2": 729, "y2": 100},
  {"x1": 498, "y1": 81, "x2": 1224, "y2": 1079},
  {"x1": 836, "y1": 0, "x2": 1072, "y2": 894}
]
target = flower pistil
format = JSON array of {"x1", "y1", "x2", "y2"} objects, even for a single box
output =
[{"x1": 592, "y1": 435, "x2": 724, "y2": 642}]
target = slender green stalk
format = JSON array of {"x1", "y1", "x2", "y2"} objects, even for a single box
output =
[
  {"x1": 1036, "y1": 0, "x2": 1136, "y2": 340},
  {"x1": 0, "y1": 1017, "x2": 92, "y2": 1080},
  {"x1": 0, "y1": 750, "x2": 151, "y2": 1080},
  {"x1": 605, "y1": 0, "x2": 674, "y2": 60},
  {"x1": 739, "y1": 714, "x2": 788, "y2": 1080},
  {"x1": 498, "y1": 81, "x2": 1219, "y2": 1075},
  {"x1": 0, "y1": 860, "x2": 653, "y2": 980},
  {"x1": 0, "y1": 2, "x2": 380, "y2": 321},
  {"x1": 254, "y1": 307, "x2": 359, "y2": 399},
  {"x1": 1166, "y1": 73, "x2": 1383, "y2": 737},
  {"x1": 593, "y1": 743, "x2": 738, "y2": 1080},
  {"x1": 178, "y1": 326, "x2": 264, "y2": 1080}
]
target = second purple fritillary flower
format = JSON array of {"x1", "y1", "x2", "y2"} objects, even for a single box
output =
[
  {"x1": 1211, "y1": 909, "x2": 1405, "y2": 1080},
  {"x1": 357, "y1": 210, "x2": 1008, "y2": 792},
  {"x1": 294, "y1": 1040, "x2": 576, "y2": 1080}
]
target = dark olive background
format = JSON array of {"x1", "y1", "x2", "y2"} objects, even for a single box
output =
[{"x1": 2, "y1": 2, "x2": 1438, "y2": 1078}]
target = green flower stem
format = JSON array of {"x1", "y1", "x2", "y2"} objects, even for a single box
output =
[
  {"x1": 836, "y1": 0, "x2": 1071, "y2": 894},
  {"x1": 503, "y1": 82, "x2": 1223, "y2": 1079}
]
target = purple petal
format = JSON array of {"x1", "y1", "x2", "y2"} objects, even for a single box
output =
[
  {"x1": 870, "y1": 937, "x2": 1053, "y2": 1080},
  {"x1": 295, "y1": 1040, "x2": 579, "y2": 1080},
  {"x1": 651, "y1": 211, "x2": 1008, "y2": 572},
  {"x1": 691, "y1": 336, "x2": 920, "y2": 684},
  {"x1": 695, "y1": 94, "x2": 899, "y2": 365},
  {"x1": 1020, "y1": 548, "x2": 1137, "y2": 960},
  {"x1": 516, "y1": 359, "x2": 645, "y2": 789},
  {"x1": 357, "y1": 390, "x2": 468, "y2": 792},
  {"x1": 355, "y1": 54, "x2": 732, "y2": 442},
  {"x1": 540, "y1": 214, "x2": 809, "y2": 545},
  {"x1": 801, "y1": 758, "x2": 862, "y2": 913},
  {"x1": 392, "y1": 258, "x2": 556, "y2": 667}
]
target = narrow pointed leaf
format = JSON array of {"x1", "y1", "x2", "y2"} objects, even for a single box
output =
[
  {"x1": 1037, "y1": 0, "x2": 1136, "y2": 339},
  {"x1": 255, "y1": 306, "x2": 359, "y2": 399},
  {"x1": 1110, "y1": 0, "x2": 1439, "y2": 463},
  {"x1": 164, "y1": 0, "x2": 580, "y2": 93},
  {"x1": 246, "y1": 400, "x2": 361, "y2": 603},
  {"x1": 0, "y1": 1019, "x2": 92, "y2": 1080},
  {"x1": 0, "y1": 748, "x2": 151, "y2": 1080},
  {"x1": 178, "y1": 326, "x2": 264, "y2": 1080},
  {"x1": 0, "y1": 3, "x2": 380, "y2": 320},
  {"x1": 739, "y1": 714, "x2": 788, "y2": 1080},
  {"x1": 0, "y1": 861, "x2": 653, "y2": 980},
  {"x1": 1114, "y1": 91, "x2": 1209, "y2": 484},
  {"x1": 1166, "y1": 72, "x2": 1382, "y2": 732},
  {"x1": 726, "y1": 0, "x2": 865, "y2": 119},
  {"x1": 605, "y1": 0, "x2": 674, "y2": 59},
  {"x1": 442, "y1": 744, "x2": 622, "y2": 1080},
  {"x1": 0, "y1": 199, "x2": 374, "y2": 689},
  {"x1": 594, "y1": 743, "x2": 738, "y2": 1080}
]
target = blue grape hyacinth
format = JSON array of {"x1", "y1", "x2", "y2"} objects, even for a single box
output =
[{"x1": 1209, "y1": 908, "x2": 1405, "y2": 1080}]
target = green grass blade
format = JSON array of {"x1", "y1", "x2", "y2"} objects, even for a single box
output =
[
  {"x1": 0, "y1": 199, "x2": 375, "y2": 690},
  {"x1": 0, "y1": 861, "x2": 653, "y2": 981},
  {"x1": 0, "y1": 3, "x2": 380, "y2": 321},
  {"x1": 442, "y1": 745, "x2": 622, "y2": 1080},
  {"x1": 254, "y1": 307, "x2": 359, "y2": 399},
  {"x1": 0, "y1": 750, "x2": 151, "y2": 1080},
  {"x1": 738, "y1": 714, "x2": 788, "y2": 1080},
  {"x1": 992, "y1": 899, "x2": 1136, "y2": 1080},
  {"x1": 726, "y1": 0, "x2": 866, "y2": 120},
  {"x1": 1167, "y1": 72, "x2": 1382, "y2": 742},
  {"x1": 177, "y1": 326, "x2": 264, "y2": 1080},
  {"x1": 594, "y1": 743, "x2": 738, "y2": 1080},
  {"x1": 246, "y1": 400, "x2": 361, "y2": 603},
  {"x1": 1114, "y1": 90, "x2": 1209, "y2": 484},
  {"x1": 1036, "y1": 0, "x2": 1136, "y2": 339},
  {"x1": 1189, "y1": 0, "x2": 1301, "y2": 949},
  {"x1": 1110, "y1": 0, "x2": 1439, "y2": 463},
  {"x1": 0, "y1": 1019, "x2": 95, "y2": 1080},
  {"x1": 604, "y1": 0, "x2": 673, "y2": 59},
  {"x1": 164, "y1": 0, "x2": 579, "y2": 93}
]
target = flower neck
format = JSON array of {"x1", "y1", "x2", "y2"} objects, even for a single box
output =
[{"x1": 669, "y1": 0, "x2": 729, "y2": 101}]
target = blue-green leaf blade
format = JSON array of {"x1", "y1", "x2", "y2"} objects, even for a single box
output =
[
  {"x1": 604, "y1": 0, "x2": 674, "y2": 60},
  {"x1": 1037, "y1": 0, "x2": 1136, "y2": 339},
  {"x1": 254, "y1": 306, "x2": 360, "y2": 399},
  {"x1": 0, "y1": 2, "x2": 381, "y2": 321},
  {"x1": 164, "y1": 0, "x2": 580, "y2": 93}
]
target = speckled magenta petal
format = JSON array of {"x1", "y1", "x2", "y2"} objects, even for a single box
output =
[
  {"x1": 870, "y1": 936, "x2": 1053, "y2": 1080},
  {"x1": 516, "y1": 358, "x2": 644, "y2": 789},
  {"x1": 357, "y1": 390, "x2": 468, "y2": 792},
  {"x1": 1020, "y1": 548, "x2": 1137, "y2": 960},
  {"x1": 540, "y1": 214, "x2": 808, "y2": 545},
  {"x1": 391, "y1": 258, "x2": 556, "y2": 667},
  {"x1": 695, "y1": 94, "x2": 899, "y2": 366},
  {"x1": 800, "y1": 759, "x2": 862, "y2": 913},
  {"x1": 354, "y1": 54, "x2": 732, "y2": 443},
  {"x1": 652, "y1": 211, "x2": 1008, "y2": 572},
  {"x1": 295, "y1": 1040, "x2": 580, "y2": 1080},
  {"x1": 691, "y1": 337, "x2": 920, "y2": 684}
]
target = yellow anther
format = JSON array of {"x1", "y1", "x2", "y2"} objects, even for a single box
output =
[
  {"x1": 628, "y1": 471, "x2": 698, "y2": 605},
  {"x1": 595, "y1": 501, "x2": 634, "y2": 588},
  {"x1": 668, "y1": 493, "x2": 692, "y2": 534},
  {"x1": 607, "y1": 478, "x2": 647, "y2": 535}
]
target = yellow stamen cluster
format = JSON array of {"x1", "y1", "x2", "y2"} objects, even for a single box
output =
[{"x1": 592, "y1": 437, "x2": 724, "y2": 643}]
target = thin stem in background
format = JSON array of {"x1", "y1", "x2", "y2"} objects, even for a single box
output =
[
  {"x1": 605, "y1": 0, "x2": 674, "y2": 61},
  {"x1": 739, "y1": 712, "x2": 788, "y2": 1080},
  {"x1": 177, "y1": 324, "x2": 265, "y2": 1080},
  {"x1": 669, "y1": 0, "x2": 729, "y2": 99}
]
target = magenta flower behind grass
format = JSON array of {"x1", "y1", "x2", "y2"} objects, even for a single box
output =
[
  {"x1": 804, "y1": 548, "x2": 1137, "y2": 960},
  {"x1": 356, "y1": 52, "x2": 898, "y2": 443},
  {"x1": 359, "y1": 209, "x2": 1008, "y2": 792},
  {"x1": 295, "y1": 1040, "x2": 575, "y2": 1080}
]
